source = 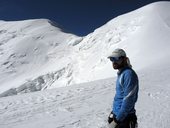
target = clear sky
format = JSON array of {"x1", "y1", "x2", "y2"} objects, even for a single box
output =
[{"x1": 0, "y1": 0, "x2": 169, "y2": 36}]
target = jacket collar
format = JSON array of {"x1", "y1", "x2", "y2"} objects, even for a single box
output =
[{"x1": 117, "y1": 66, "x2": 131, "y2": 75}]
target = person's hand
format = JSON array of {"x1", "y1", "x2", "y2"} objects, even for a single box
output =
[
  {"x1": 108, "y1": 112, "x2": 114, "y2": 123},
  {"x1": 108, "y1": 112, "x2": 118, "y2": 128}
]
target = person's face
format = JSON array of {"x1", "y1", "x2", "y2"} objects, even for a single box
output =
[{"x1": 109, "y1": 57, "x2": 124, "y2": 69}]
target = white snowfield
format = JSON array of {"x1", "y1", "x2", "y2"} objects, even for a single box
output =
[
  {"x1": 0, "y1": 1, "x2": 170, "y2": 128},
  {"x1": 0, "y1": 64, "x2": 170, "y2": 128}
]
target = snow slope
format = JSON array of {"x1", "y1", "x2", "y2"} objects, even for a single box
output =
[
  {"x1": 73, "y1": 1, "x2": 170, "y2": 83},
  {"x1": 0, "y1": 61, "x2": 170, "y2": 128},
  {"x1": 1, "y1": 1, "x2": 170, "y2": 97}
]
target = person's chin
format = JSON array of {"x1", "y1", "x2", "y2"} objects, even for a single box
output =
[{"x1": 113, "y1": 66, "x2": 118, "y2": 69}]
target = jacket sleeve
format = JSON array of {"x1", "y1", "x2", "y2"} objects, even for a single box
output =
[{"x1": 116, "y1": 70, "x2": 138, "y2": 121}]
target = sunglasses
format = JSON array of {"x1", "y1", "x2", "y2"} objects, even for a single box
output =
[{"x1": 109, "y1": 57, "x2": 122, "y2": 62}]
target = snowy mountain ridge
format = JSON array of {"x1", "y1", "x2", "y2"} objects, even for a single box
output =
[
  {"x1": 1, "y1": 1, "x2": 170, "y2": 97},
  {"x1": 0, "y1": 19, "x2": 83, "y2": 96}
]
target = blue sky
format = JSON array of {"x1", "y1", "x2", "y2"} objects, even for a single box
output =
[{"x1": 0, "y1": 0, "x2": 168, "y2": 36}]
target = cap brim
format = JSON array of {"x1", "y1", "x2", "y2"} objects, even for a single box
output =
[{"x1": 107, "y1": 53, "x2": 121, "y2": 58}]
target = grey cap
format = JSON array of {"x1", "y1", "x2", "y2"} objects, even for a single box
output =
[{"x1": 108, "y1": 48, "x2": 126, "y2": 58}]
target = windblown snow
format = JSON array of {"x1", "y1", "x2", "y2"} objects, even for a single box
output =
[{"x1": 0, "y1": 1, "x2": 170, "y2": 128}]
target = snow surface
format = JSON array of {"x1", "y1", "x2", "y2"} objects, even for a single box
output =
[
  {"x1": 0, "y1": 1, "x2": 170, "y2": 128},
  {"x1": 0, "y1": 63, "x2": 170, "y2": 128}
]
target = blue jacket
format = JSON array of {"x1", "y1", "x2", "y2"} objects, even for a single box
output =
[{"x1": 112, "y1": 67, "x2": 139, "y2": 122}]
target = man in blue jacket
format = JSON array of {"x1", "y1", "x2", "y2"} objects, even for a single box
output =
[{"x1": 107, "y1": 48, "x2": 139, "y2": 128}]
